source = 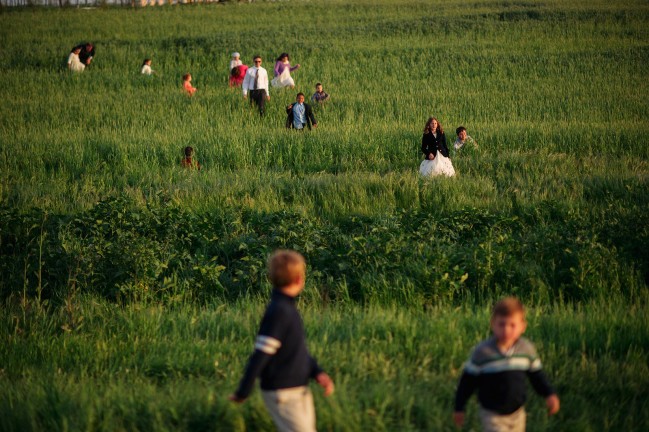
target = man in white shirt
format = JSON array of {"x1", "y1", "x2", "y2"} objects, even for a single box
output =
[{"x1": 242, "y1": 55, "x2": 270, "y2": 116}]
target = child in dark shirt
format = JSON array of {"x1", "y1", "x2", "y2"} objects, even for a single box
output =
[
  {"x1": 230, "y1": 250, "x2": 334, "y2": 432},
  {"x1": 454, "y1": 298, "x2": 560, "y2": 431},
  {"x1": 310, "y1": 82, "x2": 330, "y2": 104}
]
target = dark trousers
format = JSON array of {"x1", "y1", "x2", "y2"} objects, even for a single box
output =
[{"x1": 249, "y1": 89, "x2": 266, "y2": 116}]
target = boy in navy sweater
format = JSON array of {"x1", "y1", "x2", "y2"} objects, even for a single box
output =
[
  {"x1": 454, "y1": 298, "x2": 560, "y2": 431},
  {"x1": 230, "y1": 250, "x2": 334, "y2": 432}
]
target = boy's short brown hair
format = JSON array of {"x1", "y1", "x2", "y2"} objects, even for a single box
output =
[
  {"x1": 268, "y1": 250, "x2": 306, "y2": 288},
  {"x1": 492, "y1": 297, "x2": 525, "y2": 319}
]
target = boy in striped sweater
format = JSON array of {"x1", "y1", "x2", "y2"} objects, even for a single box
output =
[
  {"x1": 454, "y1": 298, "x2": 560, "y2": 431},
  {"x1": 229, "y1": 250, "x2": 334, "y2": 432}
]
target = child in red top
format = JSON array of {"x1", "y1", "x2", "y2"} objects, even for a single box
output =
[
  {"x1": 182, "y1": 73, "x2": 197, "y2": 96},
  {"x1": 181, "y1": 146, "x2": 201, "y2": 170}
]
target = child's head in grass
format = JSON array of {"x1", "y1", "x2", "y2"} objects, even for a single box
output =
[
  {"x1": 183, "y1": 73, "x2": 191, "y2": 82},
  {"x1": 315, "y1": 83, "x2": 324, "y2": 93},
  {"x1": 491, "y1": 297, "x2": 527, "y2": 348},
  {"x1": 142, "y1": 58, "x2": 151, "y2": 67},
  {"x1": 184, "y1": 146, "x2": 194, "y2": 158},
  {"x1": 268, "y1": 250, "x2": 306, "y2": 297},
  {"x1": 456, "y1": 126, "x2": 467, "y2": 141}
]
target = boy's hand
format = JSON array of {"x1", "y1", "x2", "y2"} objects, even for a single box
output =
[
  {"x1": 453, "y1": 411, "x2": 465, "y2": 427},
  {"x1": 228, "y1": 393, "x2": 246, "y2": 404},
  {"x1": 546, "y1": 394, "x2": 560, "y2": 415},
  {"x1": 315, "y1": 372, "x2": 334, "y2": 397}
]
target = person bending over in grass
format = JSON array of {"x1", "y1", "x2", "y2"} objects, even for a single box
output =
[
  {"x1": 72, "y1": 42, "x2": 95, "y2": 68},
  {"x1": 454, "y1": 297, "x2": 560, "y2": 431},
  {"x1": 182, "y1": 73, "x2": 197, "y2": 96},
  {"x1": 181, "y1": 146, "x2": 201, "y2": 170},
  {"x1": 453, "y1": 126, "x2": 477, "y2": 155},
  {"x1": 230, "y1": 250, "x2": 334, "y2": 432},
  {"x1": 229, "y1": 64, "x2": 248, "y2": 88},
  {"x1": 419, "y1": 117, "x2": 455, "y2": 177},
  {"x1": 286, "y1": 93, "x2": 317, "y2": 131}
]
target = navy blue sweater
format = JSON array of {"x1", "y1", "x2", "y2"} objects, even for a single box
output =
[
  {"x1": 454, "y1": 337, "x2": 555, "y2": 415},
  {"x1": 235, "y1": 290, "x2": 323, "y2": 399}
]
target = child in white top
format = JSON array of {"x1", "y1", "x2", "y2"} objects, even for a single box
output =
[
  {"x1": 229, "y1": 52, "x2": 242, "y2": 73},
  {"x1": 141, "y1": 58, "x2": 154, "y2": 75},
  {"x1": 67, "y1": 47, "x2": 85, "y2": 72},
  {"x1": 453, "y1": 126, "x2": 477, "y2": 153}
]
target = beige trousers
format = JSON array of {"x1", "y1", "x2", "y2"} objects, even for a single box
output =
[
  {"x1": 479, "y1": 406, "x2": 526, "y2": 432},
  {"x1": 262, "y1": 386, "x2": 316, "y2": 432}
]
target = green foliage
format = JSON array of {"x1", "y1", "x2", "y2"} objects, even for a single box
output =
[
  {"x1": 1, "y1": 298, "x2": 648, "y2": 431},
  {"x1": 1, "y1": 192, "x2": 647, "y2": 305},
  {"x1": 0, "y1": 1, "x2": 648, "y2": 430}
]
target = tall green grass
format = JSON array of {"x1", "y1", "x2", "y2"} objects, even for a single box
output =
[
  {"x1": 1, "y1": 298, "x2": 648, "y2": 431},
  {"x1": 1, "y1": 1, "x2": 648, "y2": 430}
]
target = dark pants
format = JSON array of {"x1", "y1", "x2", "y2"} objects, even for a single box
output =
[{"x1": 249, "y1": 89, "x2": 266, "y2": 116}]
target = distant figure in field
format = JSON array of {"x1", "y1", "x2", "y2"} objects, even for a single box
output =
[
  {"x1": 271, "y1": 52, "x2": 300, "y2": 89},
  {"x1": 419, "y1": 117, "x2": 455, "y2": 177},
  {"x1": 229, "y1": 250, "x2": 335, "y2": 431},
  {"x1": 454, "y1": 297, "x2": 560, "y2": 431},
  {"x1": 67, "y1": 46, "x2": 85, "y2": 72},
  {"x1": 181, "y1": 146, "x2": 201, "y2": 170},
  {"x1": 72, "y1": 43, "x2": 95, "y2": 67},
  {"x1": 453, "y1": 126, "x2": 477, "y2": 155},
  {"x1": 229, "y1": 52, "x2": 242, "y2": 73},
  {"x1": 182, "y1": 73, "x2": 197, "y2": 96},
  {"x1": 229, "y1": 64, "x2": 249, "y2": 87},
  {"x1": 242, "y1": 55, "x2": 270, "y2": 116},
  {"x1": 310, "y1": 82, "x2": 330, "y2": 104},
  {"x1": 141, "y1": 59, "x2": 155, "y2": 75},
  {"x1": 286, "y1": 93, "x2": 317, "y2": 130}
]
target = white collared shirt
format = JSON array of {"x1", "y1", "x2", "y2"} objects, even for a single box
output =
[{"x1": 242, "y1": 66, "x2": 269, "y2": 97}]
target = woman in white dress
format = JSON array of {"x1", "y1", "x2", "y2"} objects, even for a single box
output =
[
  {"x1": 419, "y1": 117, "x2": 455, "y2": 177},
  {"x1": 271, "y1": 53, "x2": 300, "y2": 89}
]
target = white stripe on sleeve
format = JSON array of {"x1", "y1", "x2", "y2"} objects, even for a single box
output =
[{"x1": 255, "y1": 335, "x2": 282, "y2": 355}]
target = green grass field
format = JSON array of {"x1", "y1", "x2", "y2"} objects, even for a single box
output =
[{"x1": 1, "y1": 0, "x2": 648, "y2": 430}]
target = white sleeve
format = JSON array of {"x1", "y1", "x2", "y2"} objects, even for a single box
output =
[{"x1": 242, "y1": 69, "x2": 250, "y2": 96}]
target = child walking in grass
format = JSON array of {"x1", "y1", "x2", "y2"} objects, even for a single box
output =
[
  {"x1": 310, "y1": 82, "x2": 330, "y2": 104},
  {"x1": 182, "y1": 73, "x2": 197, "y2": 96},
  {"x1": 141, "y1": 58, "x2": 154, "y2": 75},
  {"x1": 230, "y1": 250, "x2": 334, "y2": 432},
  {"x1": 67, "y1": 46, "x2": 85, "y2": 72},
  {"x1": 454, "y1": 297, "x2": 560, "y2": 431}
]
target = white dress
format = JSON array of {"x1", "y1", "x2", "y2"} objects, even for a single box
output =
[
  {"x1": 67, "y1": 52, "x2": 85, "y2": 72},
  {"x1": 419, "y1": 153, "x2": 455, "y2": 177},
  {"x1": 271, "y1": 61, "x2": 295, "y2": 88}
]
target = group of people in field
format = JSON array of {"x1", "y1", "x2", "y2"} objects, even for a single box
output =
[
  {"x1": 66, "y1": 43, "x2": 477, "y2": 176},
  {"x1": 230, "y1": 250, "x2": 560, "y2": 432},
  {"x1": 65, "y1": 42, "x2": 559, "y2": 431}
]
